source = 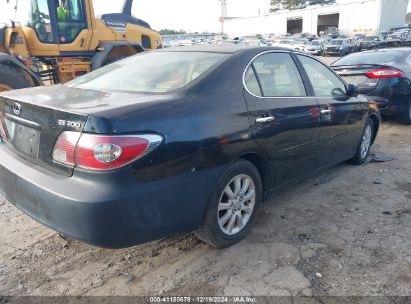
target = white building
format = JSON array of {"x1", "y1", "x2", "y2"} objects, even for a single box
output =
[{"x1": 224, "y1": 0, "x2": 409, "y2": 37}]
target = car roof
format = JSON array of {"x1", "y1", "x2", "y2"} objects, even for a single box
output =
[
  {"x1": 158, "y1": 44, "x2": 244, "y2": 54},
  {"x1": 156, "y1": 45, "x2": 298, "y2": 54}
]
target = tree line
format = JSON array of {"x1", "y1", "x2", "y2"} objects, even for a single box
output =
[{"x1": 270, "y1": 0, "x2": 336, "y2": 12}]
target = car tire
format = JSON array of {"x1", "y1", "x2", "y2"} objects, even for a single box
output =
[
  {"x1": 0, "y1": 64, "x2": 33, "y2": 92},
  {"x1": 194, "y1": 159, "x2": 262, "y2": 249},
  {"x1": 399, "y1": 101, "x2": 411, "y2": 124},
  {"x1": 351, "y1": 118, "x2": 374, "y2": 165}
]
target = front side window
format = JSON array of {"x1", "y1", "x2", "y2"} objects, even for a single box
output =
[
  {"x1": 297, "y1": 55, "x2": 346, "y2": 97},
  {"x1": 56, "y1": 0, "x2": 86, "y2": 43},
  {"x1": 245, "y1": 53, "x2": 306, "y2": 97},
  {"x1": 16, "y1": 0, "x2": 54, "y2": 43},
  {"x1": 67, "y1": 52, "x2": 228, "y2": 93}
]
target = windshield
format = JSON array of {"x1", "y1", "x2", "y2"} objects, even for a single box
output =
[
  {"x1": 15, "y1": 0, "x2": 54, "y2": 43},
  {"x1": 311, "y1": 41, "x2": 322, "y2": 45},
  {"x1": 327, "y1": 40, "x2": 342, "y2": 45},
  {"x1": 67, "y1": 52, "x2": 229, "y2": 93},
  {"x1": 363, "y1": 36, "x2": 378, "y2": 41},
  {"x1": 332, "y1": 51, "x2": 404, "y2": 66}
]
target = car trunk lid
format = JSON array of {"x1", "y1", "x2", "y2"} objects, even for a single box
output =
[
  {"x1": 332, "y1": 64, "x2": 386, "y2": 94},
  {"x1": 0, "y1": 94, "x2": 88, "y2": 176},
  {"x1": 0, "y1": 85, "x2": 175, "y2": 176}
]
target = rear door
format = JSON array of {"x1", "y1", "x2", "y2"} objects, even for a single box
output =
[
  {"x1": 243, "y1": 51, "x2": 322, "y2": 187},
  {"x1": 296, "y1": 54, "x2": 367, "y2": 164}
]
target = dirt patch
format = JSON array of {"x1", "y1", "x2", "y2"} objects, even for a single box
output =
[{"x1": 0, "y1": 122, "x2": 410, "y2": 297}]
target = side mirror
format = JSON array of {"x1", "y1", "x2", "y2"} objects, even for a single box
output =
[{"x1": 346, "y1": 84, "x2": 359, "y2": 97}]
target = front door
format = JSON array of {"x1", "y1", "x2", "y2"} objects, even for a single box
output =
[
  {"x1": 295, "y1": 54, "x2": 368, "y2": 164},
  {"x1": 53, "y1": 0, "x2": 92, "y2": 52},
  {"x1": 243, "y1": 51, "x2": 322, "y2": 187}
]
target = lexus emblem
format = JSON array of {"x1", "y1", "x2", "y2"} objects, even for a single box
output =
[{"x1": 13, "y1": 103, "x2": 22, "y2": 116}]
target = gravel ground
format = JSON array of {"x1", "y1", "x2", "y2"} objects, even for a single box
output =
[
  {"x1": 0, "y1": 56, "x2": 410, "y2": 298},
  {"x1": 0, "y1": 122, "x2": 410, "y2": 298}
]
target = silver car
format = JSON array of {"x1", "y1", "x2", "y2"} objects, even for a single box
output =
[{"x1": 305, "y1": 40, "x2": 324, "y2": 55}]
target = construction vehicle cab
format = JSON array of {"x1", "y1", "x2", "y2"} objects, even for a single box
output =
[{"x1": 0, "y1": 0, "x2": 162, "y2": 91}]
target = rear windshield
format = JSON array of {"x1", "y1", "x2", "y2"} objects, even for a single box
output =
[
  {"x1": 362, "y1": 36, "x2": 378, "y2": 41},
  {"x1": 327, "y1": 40, "x2": 343, "y2": 45},
  {"x1": 67, "y1": 52, "x2": 228, "y2": 93},
  {"x1": 332, "y1": 51, "x2": 404, "y2": 66}
]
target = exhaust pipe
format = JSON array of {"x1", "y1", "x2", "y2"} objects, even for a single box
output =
[{"x1": 121, "y1": 0, "x2": 133, "y2": 15}]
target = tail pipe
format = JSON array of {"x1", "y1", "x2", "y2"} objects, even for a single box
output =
[{"x1": 121, "y1": 0, "x2": 134, "y2": 15}]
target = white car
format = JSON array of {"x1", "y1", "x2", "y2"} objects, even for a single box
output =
[{"x1": 273, "y1": 40, "x2": 307, "y2": 52}]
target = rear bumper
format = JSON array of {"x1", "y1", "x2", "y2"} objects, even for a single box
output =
[
  {"x1": 368, "y1": 96, "x2": 409, "y2": 117},
  {"x1": 377, "y1": 104, "x2": 408, "y2": 117},
  {"x1": 0, "y1": 144, "x2": 222, "y2": 248},
  {"x1": 324, "y1": 49, "x2": 340, "y2": 55},
  {"x1": 306, "y1": 50, "x2": 321, "y2": 55}
]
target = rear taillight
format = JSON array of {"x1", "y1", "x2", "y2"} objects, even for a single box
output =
[
  {"x1": 52, "y1": 132, "x2": 163, "y2": 171},
  {"x1": 366, "y1": 68, "x2": 404, "y2": 79}
]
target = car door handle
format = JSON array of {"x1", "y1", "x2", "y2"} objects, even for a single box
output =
[
  {"x1": 256, "y1": 116, "x2": 275, "y2": 123},
  {"x1": 320, "y1": 109, "x2": 332, "y2": 114}
]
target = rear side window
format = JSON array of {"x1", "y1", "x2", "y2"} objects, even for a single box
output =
[
  {"x1": 298, "y1": 55, "x2": 346, "y2": 97},
  {"x1": 141, "y1": 35, "x2": 151, "y2": 49},
  {"x1": 333, "y1": 51, "x2": 403, "y2": 66},
  {"x1": 244, "y1": 68, "x2": 262, "y2": 97},
  {"x1": 245, "y1": 53, "x2": 306, "y2": 97},
  {"x1": 407, "y1": 54, "x2": 411, "y2": 65}
]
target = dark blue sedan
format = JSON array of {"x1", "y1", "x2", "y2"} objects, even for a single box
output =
[
  {"x1": 331, "y1": 48, "x2": 411, "y2": 124},
  {"x1": 0, "y1": 46, "x2": 380, "y2": 248}
]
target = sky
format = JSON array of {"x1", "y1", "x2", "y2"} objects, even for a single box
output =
[{"x1": 1, "y1": 0, "x2": 410, "y2": 33}]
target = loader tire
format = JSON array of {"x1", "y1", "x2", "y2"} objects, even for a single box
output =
[{"x1": 0, "y1": 64, "x2": 33, "y2": 92}]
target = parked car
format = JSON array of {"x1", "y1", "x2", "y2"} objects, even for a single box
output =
[
  {"x1": 300, "y1": 32, "x2": 317, "y2": 42},
  {"x1": 273, "y1": 39, "x2": 306, "y2": 51},
  {"x1": 241, "y1": 36, "x2": 270, "y2": 46},
  {"x1": 326, "y1": 26, "x2": 340, "y2": 39},
  {"x1": 331, "y1": 48, "x2": 411, "y2": 124},
  {"x1": 305, "y1": 39, "x2": 324, "y2": 55},
  {"x1": 294, "y1": 38, "x2": 311, "y2": 51},
  {"x1": 347, "y1": 37, "x2": 360, "y2": 53},
  {"x1": 353, "y1": 34, "x2": 365, "y2": 40},
  {"x1": 378, "y1": 32, "x2": 389, "y2": 40},
  {"x1": 403, "y1": 33, "x2": 411, "y2": 47},
  {"x1": 323, "y1": 38, "x2": 350, "y2": 56},
  {"x1": 385, "y1": 32, "x2": 406, "y2": 47},
  {"x1": 0, "y1": 46, "x2": 380, "y2": 248},
  {"x1": 359, "y1": 36, "x2": 383, "y2": 50}
]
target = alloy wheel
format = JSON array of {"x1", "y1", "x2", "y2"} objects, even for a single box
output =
[
  {"x1": 360, "y1": 124, "x2": 372, "y2": 159},
  {"x1": 217, "y1": 174, "x2": 256, "y2": 236}
]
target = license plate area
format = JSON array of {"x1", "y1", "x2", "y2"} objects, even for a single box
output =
[{"x1": 5, "y1": 119, "x2": 41, "y2": 158}]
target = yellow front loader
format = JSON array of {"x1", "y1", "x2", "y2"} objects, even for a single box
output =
[{"x1": 0, "y1": 0, "x2": 162, "y2": 91}]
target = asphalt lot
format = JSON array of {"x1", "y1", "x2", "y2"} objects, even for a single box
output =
[{"x1": 0, "y1": 55, "x2": 410, "y2": 298}]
